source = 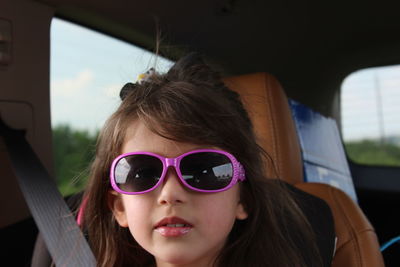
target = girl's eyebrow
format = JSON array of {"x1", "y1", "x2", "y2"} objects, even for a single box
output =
[
  {"x1": 148, "y1": 146, "x2": 212, "y2": 158},
  {"x1": 169, "y1": 143, "x2": 213, "y2": 155}
]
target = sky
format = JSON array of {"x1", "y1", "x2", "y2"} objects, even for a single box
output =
[
  {"x1": 50, "y1": 18, "x2": 173, "y2": 134},
  {"x1": 51, "y1": 18, "x2": 400, "y2": 142}
]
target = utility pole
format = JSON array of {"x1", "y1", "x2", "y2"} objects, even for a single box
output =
[{"x1": 374, "y1": 71, "x2": 385, "y2": 145}]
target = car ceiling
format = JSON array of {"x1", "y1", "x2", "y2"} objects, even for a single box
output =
[{"x1": 36, "y1": 0, "x2": 400, "y2": 115}]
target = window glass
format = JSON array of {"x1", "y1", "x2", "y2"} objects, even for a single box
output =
[
  {"x1": 341, "y1": 66, "x2": 400, "y2": 166},
  {"x1": 51, "y1": 18, "x2": 173, "y2": 195}
]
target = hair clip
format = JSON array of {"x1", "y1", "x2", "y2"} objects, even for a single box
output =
[
  {"x1": 137, "y1": 68, "x2": 155, "y2": 84},
  {"x1": 120, "y1": 68, "x2": 156, "y2": 100},
  {"x1": 119, "y1": 82, "x2": 136, "y2": 100}
]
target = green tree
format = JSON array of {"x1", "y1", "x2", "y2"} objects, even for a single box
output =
[
  {"x1": 52, "y1": 124, "x2": 98, "y2": 196},
  {"x1": 345, "y1": 139, "x2": 400, "y2": 166}
]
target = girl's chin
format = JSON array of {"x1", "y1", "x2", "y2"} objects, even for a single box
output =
[{"x1": 154, "y1": 252, "x2": 212, "y2": 267}]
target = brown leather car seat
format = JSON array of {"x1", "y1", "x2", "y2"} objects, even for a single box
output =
[{"x1": 224, "y1": 73, "x2": 385, "y2": 267}]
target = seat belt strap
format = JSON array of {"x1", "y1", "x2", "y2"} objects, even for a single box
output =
[{"x1": 0, "y1": 118, "x2": 96, "y2": 267}]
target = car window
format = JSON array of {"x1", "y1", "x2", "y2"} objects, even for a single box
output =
[
  {"x1": 51, "y1": 18, "x2": 173, "y2": 195},
  {"x1": 341, "y1": 65, "x2": 400, "y2": 166}
]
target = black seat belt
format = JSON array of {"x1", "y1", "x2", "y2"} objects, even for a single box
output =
[{"x1": 0, "y1": 118, "x2": 96, "y2": 266}]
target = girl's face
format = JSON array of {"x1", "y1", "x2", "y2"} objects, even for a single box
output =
[{"x1": 109, "y1": 121, "x2": 248, "y2": 267}]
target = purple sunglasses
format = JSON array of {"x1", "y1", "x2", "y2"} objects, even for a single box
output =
[{"x1": 110, "y1": 149, "x2": 246, "y2": 194}]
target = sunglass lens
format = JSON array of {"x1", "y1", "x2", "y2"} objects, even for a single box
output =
[
  {"x1": 180, "y1": 152, "x2": 233, "y2": 190},
  {"x1": 114, "y1": 155, "x2": 163, "y2": 192}
]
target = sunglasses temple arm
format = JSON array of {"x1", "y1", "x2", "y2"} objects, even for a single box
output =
[{"x1": 237, "y1": 163, "x2": 246, "y2": 181}]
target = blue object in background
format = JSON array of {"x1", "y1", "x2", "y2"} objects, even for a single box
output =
[
  {"x1": 289, "y1": 99, "x2": 357, "y2": 201},
  {"x1": 380, "y1": 236, "x2": 400, "y2": 252}
]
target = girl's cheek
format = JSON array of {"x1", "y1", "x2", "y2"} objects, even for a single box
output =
[
  {"x1": 196, "y1": 193, "x2": 240, "y2": 227},
  {"x1": 123, "y1": 197, "x2": 153, "y2": 223}
]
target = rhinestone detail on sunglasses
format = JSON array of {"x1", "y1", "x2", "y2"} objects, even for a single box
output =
[{"x1": 110, "y1": 149, "x2": 246, "y2": 195}]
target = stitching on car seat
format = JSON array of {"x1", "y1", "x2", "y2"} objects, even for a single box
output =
[
  {"x1": 329, "y1": 185, "x2": 362, "y2": 266},
  {"x1": 264, "y1": 74, "x2": 279, "y2": 178},
  {"x1": 334, "y1": 229, "x2": 376, "y2": 266}
]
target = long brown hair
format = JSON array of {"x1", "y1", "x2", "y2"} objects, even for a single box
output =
[{"x1": 82, "y1": 53, "x2": 322, "y2": 267}]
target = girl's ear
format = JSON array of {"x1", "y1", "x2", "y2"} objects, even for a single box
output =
[
  {"x1": 236, "y1": 202, "x2": 248, "y2": 220},
  {"x1": 108, "y1": 191, "x2": 128, "y2": 227}
]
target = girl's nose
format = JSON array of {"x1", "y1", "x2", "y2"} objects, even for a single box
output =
[{"x1": 157, "y1": 167, "x2": 188, "y2": 205}]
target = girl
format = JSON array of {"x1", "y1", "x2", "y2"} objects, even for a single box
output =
[{"x1": 81, "y1": 53, "x2": 334, "y2": 267}]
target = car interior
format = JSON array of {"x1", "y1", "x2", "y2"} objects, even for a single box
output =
[{"x1": 1, "y1": 0, "x2": 400, "y2": 266}]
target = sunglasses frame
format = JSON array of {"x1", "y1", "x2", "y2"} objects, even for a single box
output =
[{"x1": 110, "y1": 149, "x2": 246, "y2": 195}]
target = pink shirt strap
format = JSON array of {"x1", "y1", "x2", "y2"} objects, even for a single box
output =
[{"x1": 76, "y1": 196, "x2": 88, "y2": 226}]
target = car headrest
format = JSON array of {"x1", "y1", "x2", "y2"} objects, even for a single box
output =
[{"x1": 224, "y1": 73, "x2": 302, "y2": 184}]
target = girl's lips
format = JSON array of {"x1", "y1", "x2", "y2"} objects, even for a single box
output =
[
  {"x1": 154, "y1": 216, "x2": 193, "y2": 228},
  {"x1": 154, "y1": 216, "x2": 193, "y2": 237},
  {"x1": 155, "y1": 226, "x2": 192, "y2": 237}
]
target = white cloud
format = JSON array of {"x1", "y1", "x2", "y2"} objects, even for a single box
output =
[
  {"x1": 103, "y1": 84, "x2": 122, "y2": 98},
  {"x1": 50, "y1": 74, "x2": 121, "y2": 133},
  {"x1": 51, "y1": 69, "x2": 94, "y2": 97}
]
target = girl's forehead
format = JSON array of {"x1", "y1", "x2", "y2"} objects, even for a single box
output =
[{"x1": 121, "y1": 120, "x2": 210, "y2": 157}]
